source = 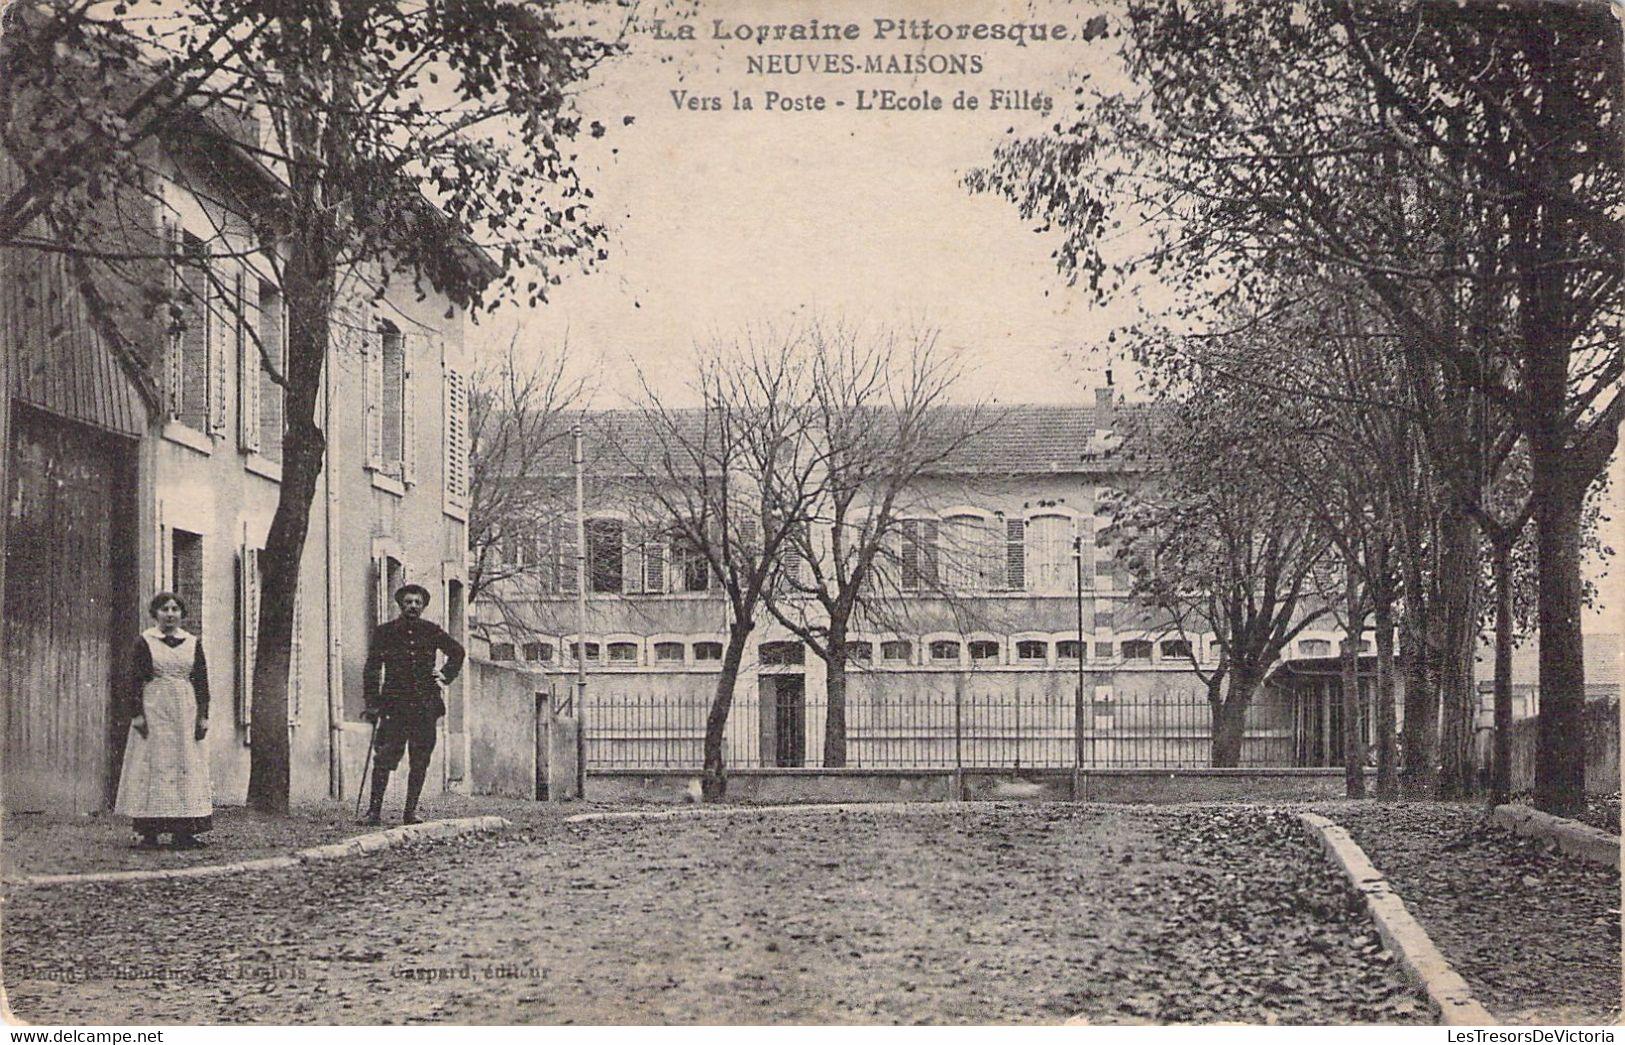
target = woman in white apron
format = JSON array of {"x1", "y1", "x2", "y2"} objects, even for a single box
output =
[{"x1": 115, "y1": 592, "x2": 212, "y2": 848}]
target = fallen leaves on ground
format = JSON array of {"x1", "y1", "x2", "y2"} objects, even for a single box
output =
[
  {"x1": 1328, "y1": 802, "x2": 1620, "y2": 1025},
  {"x1": 5, "y1": 804, "x2": 1427, "y2": 1025}
]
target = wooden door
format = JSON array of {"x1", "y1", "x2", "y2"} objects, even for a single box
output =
[{"x1": 3, "y1": 405, "x2": 137, "y2": 813}]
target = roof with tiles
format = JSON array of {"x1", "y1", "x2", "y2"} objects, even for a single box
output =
[{"x1": 524, "y1": 398, "x2": 1143, "y2": 479}]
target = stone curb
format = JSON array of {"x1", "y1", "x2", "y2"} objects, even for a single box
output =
[
  {"x1": 3, "y1": 815, "x2": 510, "y2": 890},
  {"x1": 1490, "y1": 805, "x2": 1620, "y2": 870},
  {"x1": 1298, "y1": 812, "x2": 1496, "y2": 1026}
]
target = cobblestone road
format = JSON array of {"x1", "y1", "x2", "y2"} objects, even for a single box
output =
[{"x1": 3, "y1": 805, "x2": 1428, "y2": 1025}]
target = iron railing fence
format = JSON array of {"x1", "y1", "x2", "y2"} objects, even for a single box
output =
[{"x1": 583, "y1": 686, "x2": 1302, "y2": 770}]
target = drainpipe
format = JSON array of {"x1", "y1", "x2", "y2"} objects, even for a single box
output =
[{"x1": 325, "y1": 325, "x2": 345, "y2": 799}]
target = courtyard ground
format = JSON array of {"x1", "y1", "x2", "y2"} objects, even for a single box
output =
[
  {"x1": 1324, "y1": 802, "x2": 1621, "y2": 1025},
  {"x1": 4, "y1": 804, "x2": 1427, "y2": 1025}
]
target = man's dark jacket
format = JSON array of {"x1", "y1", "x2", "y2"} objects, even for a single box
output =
[{"x1": 363, "y1": 617, "x2": 465, "y2": 718}]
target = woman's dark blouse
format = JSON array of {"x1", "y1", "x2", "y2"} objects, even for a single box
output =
[{"x1": 127, "y1": 633, "x2": 211, "y2": 718}]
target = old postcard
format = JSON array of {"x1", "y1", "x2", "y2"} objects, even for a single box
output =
[{"x1": 1, "y1": 0, "x2": 1620, "y2": 1030}]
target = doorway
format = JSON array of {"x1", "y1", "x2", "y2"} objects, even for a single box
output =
[{"x1": 759, "y1": 674, "x2": 806, "y2": 768}]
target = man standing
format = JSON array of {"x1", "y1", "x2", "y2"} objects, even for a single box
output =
[{"x1": 361, "y1": 583, "x2": 465, "y2": 825}]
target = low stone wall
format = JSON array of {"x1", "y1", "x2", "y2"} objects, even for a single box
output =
[
  {"x1": 468, "y1": 659, "x2": 546, "y2": 798},
  {"x1": 467, "y1": 658, "x2": 584, "y2": 800},
  {"x1": 586, "y1": 767, "x2": 1368, "y2": 805},
  {"x1": 1507, "y1": 699, "x2": 1619, "y2": 795}
]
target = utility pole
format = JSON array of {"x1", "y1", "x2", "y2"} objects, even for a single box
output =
[
  {"x1": 574, "y1": 423, "x2": 588, "y2": 799},
  {"x1": 1073, "y1": 534, "x2": 1086, "y2": 800}
]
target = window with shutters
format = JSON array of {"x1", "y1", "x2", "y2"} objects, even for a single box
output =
[
  {"x1": 172, "y1": 530, "x2": 204, "y2": 638},
  {"x1": 1026, "y1": 514, "x2": 1076, "y2": 594},
  {"x1": 168, "y1": 232, "x2": 216, "y2": 434},
  {"x1": 676, "y1": 539, "x2": 710, "y2": 592},
  {"x1": 443, "y1": 368, "x2": 470, "y2": 513},
  {"x1": 369, "y1": 321, "x2": 409, "y2": 481},
  {"x1": 587, "y1": 517, "x2": 624, "y2": 593},
  {"x1": 641, "y1": 541, "x2": 666, "y2": 594},
  {"x1": 373, "y1": 554, "x2": 404, "y2": 625},
  {"x1": 900, "y1": 518, "x2": 938, "y2": 592},
  {"x1": 242, "y1": 278, "x2": 286, "y2": 463}
]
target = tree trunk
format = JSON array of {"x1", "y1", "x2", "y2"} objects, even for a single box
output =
[
  {"x1": 1436, "y1": 506, "x2": 1480, "y2": 800},
  {"x1": 1399, "y1": 597, "x2": 1438, "y2": 798},
  {"x1": 1490, "y1": 538, "x2": 1515, "y2": 805},
  {"x1": 822, "y1": 617, "x2": 848, "y2": 768},
  {"x1": 1341, "y1": 575, "x2": 1366, "y2": 799},
  {"x1": 1373, "y1": 591, "x2": 1399, "y2": 800},
  {"x1": 245, "y1": 219, "x2": 335, "y2": 813},
  {"x1": 702, "y1": 619, "x2": 751, "y2": 801},
  {"x1": 1532, "y1": 466, "x2": 1588, "y2": 817},
  {"x1": 1210, "y1": 668, "x2": 1259, "y2": 767}
]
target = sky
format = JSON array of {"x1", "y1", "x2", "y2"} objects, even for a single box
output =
[{"x1": 475, "y1": 0, "x2": 1139, "y2": 409}]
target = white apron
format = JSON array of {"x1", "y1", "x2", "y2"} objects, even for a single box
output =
[{"x1": 114, "y1": 628, "x2": 213, "y2": 820}]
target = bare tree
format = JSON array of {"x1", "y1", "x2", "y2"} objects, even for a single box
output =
[
  {"x1": 756, "y1": 322, "x2": 994, "y2": 766},
  {"x1": 613, "y1": 331, "x2": 826, "y2": 799},
  {"x1": 466, "y1": 334, "x2": 589, "y2": 614}
]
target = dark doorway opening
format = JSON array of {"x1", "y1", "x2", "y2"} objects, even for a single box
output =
[{"x1": 772, "y1": 675, "x2": 805, "y2": 768}]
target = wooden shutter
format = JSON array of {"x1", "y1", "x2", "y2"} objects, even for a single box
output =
[
  {"x1": 237, "y1": 271, "x2": 260, "y2": 452},
  {"x1": 155, "y1": 500, "x2": 171, "y2": 590},
  {"x1": 163, "y1": 223, "x2": 184, "y2": 419},
  {"x1": 365, "y1": 327, "x2": 384, "y2": 468},
  {"x1": 400, "y1": 338, "x2": 417, "y2": 484},
  {"x1": 209, "y1": 258, "x2": 230, "y2": 435},
  {"x1": 443, "y1": 368, "x2": 469, "y2": 509},
  {"x1": 374, "y1": 555, "x2": 390, "y2": 625},
  {"x1": 557, "y1": 516, "x2": 579, "y2": 595},
  {"x1": 1005, "y1": 517, "x2": 1025, "y2": 591},
  {"x1": 237, "y1": 543, "x2": 259, "y2": 737},
  {"x1": 901, "y1": 520, "x2": 920, "y2": 591}
]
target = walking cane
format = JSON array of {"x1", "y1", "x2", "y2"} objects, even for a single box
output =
[{"x1": 355, "y1": 717, "x2": 378, "y2": 819}]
